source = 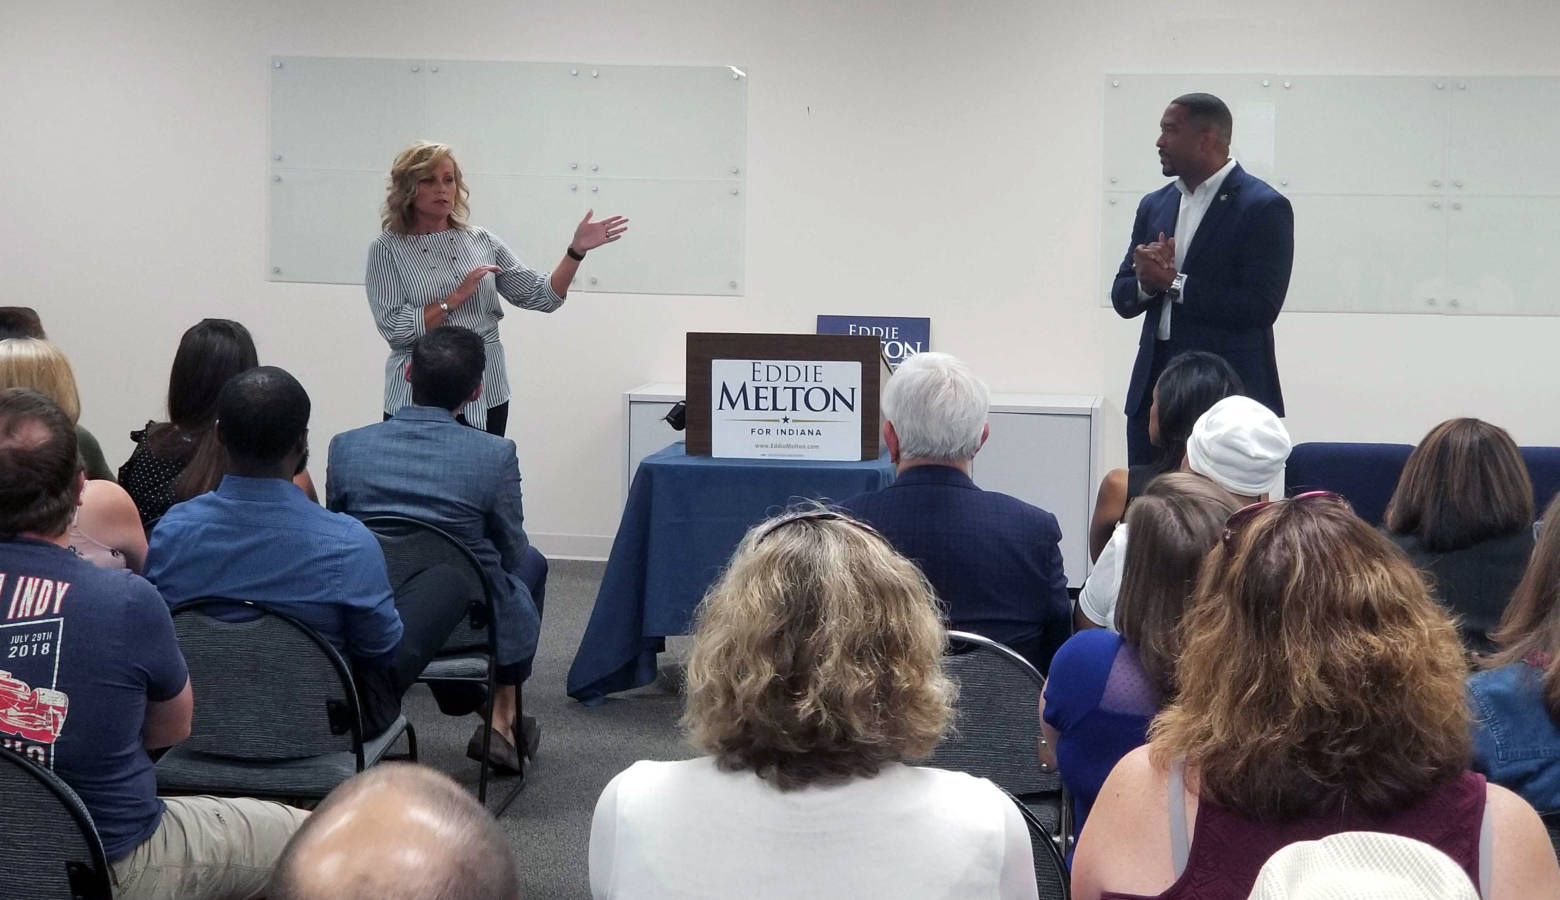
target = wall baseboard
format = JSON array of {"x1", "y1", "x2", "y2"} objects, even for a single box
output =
[{"x1": 531, "y1": 531, "x2": 613, "y2": 561}]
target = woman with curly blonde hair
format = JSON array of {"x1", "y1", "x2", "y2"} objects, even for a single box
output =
[
  {"x1": 366, "y1": 140, "x2": 627, "y2": 434},
  {"x1": 1072, "y1": 495, "x2": 1559, "y2": 900},
  {"x1": 590, "y1": 508, "x2": 1038, "y2": 900}
]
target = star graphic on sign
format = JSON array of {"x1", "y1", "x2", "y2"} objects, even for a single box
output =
[{"x1": 782, "y1": 416, "x2": 791, "y2": 423}]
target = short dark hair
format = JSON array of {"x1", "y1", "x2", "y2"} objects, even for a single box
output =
[
  {"x1": 409, "y1": 326, "x2": 486, "y2": 411},
  {"x1": 168, "y1": 319, "x2": 259, "y2": 428},
  {"x1": 1171, "y1": 92, "x2": 1233, "y2": 144},
  {"x1": 1385, "y1": 418, "x2": 1534, "y2": 552},
  {"x1": 0, "y1": 308, "x2": 45, "y2": 340},
  {"x1": 1150, "y1": 351, "x2": 1245, "y2": 475},
  {"x1": 216, "y1": 367, "x2": 310, "y2": 467},
  {"x1": 0, "y1": 388, "x2": 79, "y2": 538}
]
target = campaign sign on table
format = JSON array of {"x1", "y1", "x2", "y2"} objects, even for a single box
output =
[
  {"x1": 710, "y1": 359, "x2": 863, "y2": 460},
  {"x1": 816, "y1": 315, "x2": 930, "y2": 370}
]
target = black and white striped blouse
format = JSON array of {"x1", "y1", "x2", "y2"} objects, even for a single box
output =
[{"x1": 365, "y1": 226, "x2": 563, "y2": 426}]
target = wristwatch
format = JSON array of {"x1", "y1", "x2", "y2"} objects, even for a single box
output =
[
  {"x1": 438, "y1": 300, "x2": 452, "y2": 315},
  {"x1": 1166, "y1": 273, "x2": 1186, "y2": 302}
]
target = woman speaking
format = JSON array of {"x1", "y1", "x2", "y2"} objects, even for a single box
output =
[{"x1": 367, "y1": 140, "x2": 627, "y2": 434}]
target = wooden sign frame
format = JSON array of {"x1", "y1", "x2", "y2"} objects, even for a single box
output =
[{"x1": 686, "y1": 332, "x2": 886, "y2": 459}]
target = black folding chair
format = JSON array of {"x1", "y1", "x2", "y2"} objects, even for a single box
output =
[
  {"x1": 1000, "y1": 785, "x2": 1071, "y2": 900},
  {"x1": 156, "y1": 599, "x2": 415, "y2": 801},
  {"x1": 924, "y1": 630, "x2": 1073, "y2": 854},
  {"x1": 0, "y1": 745, "x2": 112, "y2": 900},
  {"x1": 359, "y1": 515, "x2": 523, "y2": 815}
]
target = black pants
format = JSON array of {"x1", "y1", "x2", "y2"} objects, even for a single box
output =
[
  {"x1": 356, "y1": 562, "x2": 471, "y2": 739},
  {"x1": 383, "y1": 401, "x2": 508, "y2": 436}
]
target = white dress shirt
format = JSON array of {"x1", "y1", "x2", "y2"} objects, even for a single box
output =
[
  {"x1": 1140, "y1": 157, "x2": 1239, "y2": 341},
  {"x1": 1077, "y1": 522, "x2": 1127, "y2": 630}
]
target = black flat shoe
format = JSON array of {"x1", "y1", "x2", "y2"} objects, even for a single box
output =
[
  {"x1": 466, "y1": 723, "x2": 523, "y2": 775},
  {"x1": 517, "y1": 715, "x2": 541, "y2": 762}
]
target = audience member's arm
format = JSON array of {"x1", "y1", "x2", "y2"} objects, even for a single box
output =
[
  {"x1": 1089, "y1": 469, "x2": 1129, "y2": 562},
  {"x1": 1486, "y1": 783, "x2": 1560, "y2": 900},
  {"x1": 588, "y1": 770, "x2": 626, "y2": 900},
  {"x1": 293, "y1": 467, "x2": 318, "y2": 504},
  {"x1": 487, "y1": 442, "x2": 533, "y2": 575},
  {"x1": 998, "y1": 790, "x2": 1040, "y2": 899},
  {"x1": 1074, "y1": 526, "x2": 1125, "y2": 632},
  {"x1": 341, "y1": 529, "x2": 404, "y2": 667},
  {"x1": 1071, "y1": 746, "x2": 1178, "y2": 900},
  {"x1": 78, "y1": 479, "x2": 149, "y2": 572},
  {"x1": 143, "y1": 679, "x2": 193, "y2": 749}
]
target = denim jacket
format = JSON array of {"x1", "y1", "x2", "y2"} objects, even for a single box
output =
[{"x1": 1468, "y1": 662, "x2": 1560, "y2": 814}]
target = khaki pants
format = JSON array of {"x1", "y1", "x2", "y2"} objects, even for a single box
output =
[{"x1": 110, "y1": 795, "x2": 309, "y2": 900}]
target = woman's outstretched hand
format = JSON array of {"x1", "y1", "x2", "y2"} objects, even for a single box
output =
[{"x1": 570, "y1": 209, "x2": 630, "y2": 254}]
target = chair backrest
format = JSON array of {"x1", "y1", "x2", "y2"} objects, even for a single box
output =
[
  {"x1": 170, "y1": 599, "x2": 363, "y2": 764},
  {"x1": 359, "y1": 515, "x2": 496, "y2": 657},
  {"x1": 1000, "y1": 785, "x2": 1070, "y2": 900},
  {"x1": 0, "y1": 745, "x2": 112, "y2": 900},
  {"x1": 925, "y1": 631, "x2": 1060, "y2": 800}
]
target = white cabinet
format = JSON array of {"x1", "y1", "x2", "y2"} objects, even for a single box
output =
[{"x1": 624, "y1": 384, "x2": 1101, "y2": 586}]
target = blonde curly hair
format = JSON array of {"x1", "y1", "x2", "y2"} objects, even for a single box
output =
[
  {"x1": 683, "y1": 508, "x2": 955, "y2": 790},
  {"x1": 382, "y1": 141, "x2": 471, "y2": 234}
]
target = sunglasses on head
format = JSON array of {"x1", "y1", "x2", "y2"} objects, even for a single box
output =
[
  {"x1": 1222, "y1": 490, "x2": 1347, "y2": 548},
  {"x1": 753, "y1": 508, "x2": 890, "y2": 547}
]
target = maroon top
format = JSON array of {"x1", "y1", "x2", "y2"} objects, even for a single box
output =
[{"x1": 1101, "y1": 771, "x2": 1486, "y2": 900}]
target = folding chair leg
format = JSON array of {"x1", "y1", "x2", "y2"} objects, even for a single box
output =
[{"x1": 404, "y1": 721, "x2": 419, "y2": 762}]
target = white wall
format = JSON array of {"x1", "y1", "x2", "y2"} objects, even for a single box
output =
[{"x1": 5, "y1": 0, "x2": 1558, "y2": 557}]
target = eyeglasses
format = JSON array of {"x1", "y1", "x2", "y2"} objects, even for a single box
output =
[
  {"x1": 753, "y1": 507, "x2": 890, "y2": 547},
  {"x1": 1222, "y1": 490, "x2": 1347, "y2": 549}
]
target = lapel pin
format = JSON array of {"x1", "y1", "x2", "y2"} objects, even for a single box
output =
[{"x1": 1218, "y1": 194, "x2": 1228, "y2": 201}]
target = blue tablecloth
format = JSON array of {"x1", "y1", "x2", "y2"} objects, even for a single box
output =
[{"x1": 567, "y1": 441, "x2": 895, "y2": 703}]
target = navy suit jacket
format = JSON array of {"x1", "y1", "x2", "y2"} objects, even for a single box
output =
[
  {"x1": 326, "y1": 405, "x2": 540, "y2": 664},
  {"x1": 838, "y1": 465, "x2": 1070, "y2": 674},
  {"x1": 1110, "y1": 163, "x2": 1293, "y2": 417}
]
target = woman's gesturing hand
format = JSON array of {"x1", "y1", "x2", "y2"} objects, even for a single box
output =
[
  {"x1": 570, "y1": 209, "x2": 630, "y2": 254},
  {"x1": 450, "y1": 265, "x2": 502, "y2": 307}
]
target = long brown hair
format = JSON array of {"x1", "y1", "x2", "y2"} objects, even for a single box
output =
[
  {"x1": 382, "y1": 142, "x2": 472, "y2": 234},
  {"x1": 1385, "y1": 418, "x2": 1534, "y2": 552},
  {"x1": 1115, "y1": 473, "x2": 1241, "y2": 695},
  {"x1": 1488, "y1": 493, "x2": 1560, "y2": 720},
  {"x1": 1151, "y1": 497, "x2": 1471, "y2": 823}
]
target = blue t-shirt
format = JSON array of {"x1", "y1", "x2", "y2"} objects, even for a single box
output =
[
  {"x1": 1042, "y1": 629, "x2": 1161, "y2": 842},
  {"x1": 144, "y1": 475, "x2": 402, "y2": 665},
  {"x1": 0, "y1": 538, "x2": 187, "y2": 860}
]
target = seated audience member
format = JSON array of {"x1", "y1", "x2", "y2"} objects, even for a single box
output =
[
  {"x1": 1071, "y1": 494, "x2": 1560, "y2": 900},
  {"x1": 0, "y1": 337, "x2": 114, "y2": 480},
  {"x1": 0, "y1": 388, "x2": 306, "y2": 899},
  {"x1": 1248, "y1": 833, "x2": 1478, "y2": 900},
  {"x1": 0, "y1": 338, "x2": 144, "y2": 568},
  {"x1": 1385, "y1": 418, "x2": 1536, "y2": 655},
  {"x1": 838, "y1": 351, "x2": 1069, "y2": 674},
  {"x1": 590, "y1": 508, "x2": 1038, "y2": 900},
  {"x1": 119, "y1": 318, "x2": 317, "y2": 529},
  {"x1": 1469, "y1": 493, "x2": 1560, "y2": 813},
  {"x1": 0, "y1": 305, "x2": 45, "y2": 339},
  {"x1": 329, "y1": 326, "x2": 546, "y2": 775},
  {"x1": 269, "y1": 763, "x2": 518, "y2": 900},
  {"x1": 143, "y1": 368, "x2": 469, "y2": 740},
  {"x1": 1087, "y1": 351, "x2": 1243, "y2": 560},
  {"x1": 1077, "y1": 395, "x2": 1289, "y2": 631},
  {"x1": 1040, "y1": 473, "x2": 1238, "y2": 840}
]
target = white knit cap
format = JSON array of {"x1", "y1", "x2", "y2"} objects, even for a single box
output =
[
  {"x1": 1248, "y1": 832, "x2": 1478, "y2": 900},
  {"x1": 1185, "y1": 396, "x2": 1291, "y2": 497}
]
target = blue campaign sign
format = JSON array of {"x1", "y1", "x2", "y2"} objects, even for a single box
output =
[{"x1": 815, "y1": 316, "x2": 930, "y2": 370}]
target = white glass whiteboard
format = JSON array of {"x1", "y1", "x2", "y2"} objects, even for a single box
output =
[
  {"x1": 1102, "y1": 73, "x2": 1560, "y2": 316},
  {"x1": 268, "y1": 56, "x2": 746, "y2": 294}
]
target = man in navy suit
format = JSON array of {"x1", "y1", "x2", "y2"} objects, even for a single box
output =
[
  {"x1": 328, "y1": 326, "x2": 546, "y2": 776},
  {"x1": 1112, "y1": 93, "x2": 1294, "y2": 466},
  {"x1": 837, "y1": 352, "x2": 1070, "y2": 674}
]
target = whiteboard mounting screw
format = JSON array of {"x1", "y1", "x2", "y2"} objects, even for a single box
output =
[
  {"x1": 1457, "y1": 82, "x2": 1467, "y2": 90},
  {"x1": 589, "y1": 276, "x2": 598, "y2": 285},
  {"x1": 571, "y1": 69, "x2": 578, "y2": 76},
  {"x1": 411, "y1": 65, "x2": 420, "y2": 72},
  {"x1": 431, "y1": 66, "x2": 439, "y2": 73},
  {"x1": 1454, "y1": 180, "x2": 1463, "y2": 187},
  {"x1": 591, "y1": 70, "x2": 599, "y2": 78},
  {"x1": 272, "y1": 267, "x2": 281, "y2": 274},
  {"x1": 273, "y1": 61, "x2": 283, "y2": 69},
  {"x1": 1431, "y1": 201, "x2": 1441, "y2": 208},
  {"x1": 1111, "y1": 80, "x2": 1119, "y2": 87},
  {"x1": 1449, "y1": 298, "x2": 1461, "y2": 308},
  {"x1": 590, "y1": 163, "x2": 599, "y2": 171},
  {"x1": 1280, "y1": 179, "x2": 1288, "y2": 186},
  {"x1": 591, "y1": 185, "x2": 599, "y2": 193},
  {"x1": 1452, "y1": 202, "x2": 1462, "y2": 210},
  {"x1": 273, "y1": 175, "x2": 281, "y2": 182},
  {"x1": 273, "y1": 154, "x2": 282, "y2": 161},
  {"x1": 1434, "y1": 82, "x2": 1444, "y2": 89},
  {"x1": 1261, "y1": 79, "x2": 1270, "y2": 87},
  {"x1": 1108, "y1": 198, "x2": 1117, "y2": 205},
  {"x1": 1109, "y1": 176, "x2": 1118, "y2": 183},
  {"x1": 569, "y1": 184, "x2": 578, "y2": 192},
  {"x1": 1431, "y1": 179, "x2": 1442, "y2": 187},
  {"x1": 732, "y1": 72, "x2": 741, "y2": 80},
  {"x1": 1428, "y1": 297, "x2": 1438, "y2": 306},
  {"x1": 729, "y1": 281, "x2": 738, "y2": 288},
  {"x1": 731, "y1": 167, "x2": 740, "y2": 174},
  {"x1": 1283, "y1": 81, "x2": 1292, "y2": 89},
  {"x1": 731, "y1": 188, "x2": 740, "y2": 196},
  {"x1": 570, "y1": 162, "x2": 578, "y2": 169}
]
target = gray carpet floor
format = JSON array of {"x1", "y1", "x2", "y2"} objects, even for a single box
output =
[{"x1": 396, "y1": 558, "x2": 695, "y2": 899}]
